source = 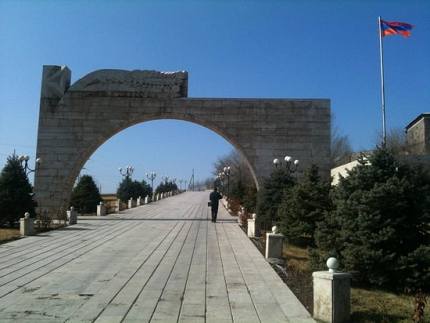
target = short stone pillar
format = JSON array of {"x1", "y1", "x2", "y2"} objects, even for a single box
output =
[
  {"x1": 20, "y1": 212, "x2": 34, "y2": 236},
  {"x1": 265, "y1": 226, "x2": 284, "y2": 259},
  {"x1": 137, "y1": 196, "x2": 142, "y2": 206},
  {"x1": 144, "y1": 195, "x2": 149, "y2": 204},
  {"x1": 156, "y1": 193, "x2": 160, "y2": 201},
  {"x1": 67, "y1": 206, "x2": 77, "y2": 225},
  {"x1": 247, "y1": 213, "x2": 256, "y2": 238},
  {"x1": 97, "y1": 202, "x2": 106, "y2": 216},
  {"x1": 313, "y1": 258, "x2": 351, "y2": 323},
  {"x1": 115, "y1": 199, "x2": 122, "y2": 212},
  {"x1": 238, "y1": 207, "x2": 245, "y2": 225},
  {"x1": 128, "y1": 198, "x2": 134, "y2": 209}
]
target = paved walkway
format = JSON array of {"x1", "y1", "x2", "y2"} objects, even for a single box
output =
[{"x1": 0, "y1": 192, "x2": 313, "y2": 322}]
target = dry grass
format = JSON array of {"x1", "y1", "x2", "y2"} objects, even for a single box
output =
[
  {"x1": 351, "y1": 288, "x2": 430, "y2": 323},
  {"x1": 0, "y1": 228, "x2": 21, "y2": 243},
  {"x1": 283, "y1": 243, "x2": 429, "y2": 322},
  {"x1": 283, "y1": 244, "x2": 311, "y2": 273}
]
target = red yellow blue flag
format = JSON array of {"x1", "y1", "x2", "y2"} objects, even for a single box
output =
[{"x1": 381, "y1": 19, "x2": 414, "y2": 37}]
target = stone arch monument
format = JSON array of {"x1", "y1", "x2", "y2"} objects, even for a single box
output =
[{"x1": 34, "y1": 65, "x2": 330, "y2": 218}]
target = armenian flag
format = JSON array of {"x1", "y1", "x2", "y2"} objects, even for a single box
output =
[{"x1": 380, "y1": 19, "x2": 414, "y2": 37}]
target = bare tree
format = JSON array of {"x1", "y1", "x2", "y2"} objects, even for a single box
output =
[
  {"x1": 331, "y1": 125, "x2": 353, "y2": 167},
  {"x1": 374, "y1": 127, "x2": 408, "y2": 155},
  {"x1": 212, "y1": 150, "x2": 255, "y2": 189}
]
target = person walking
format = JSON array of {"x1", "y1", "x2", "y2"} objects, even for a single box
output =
[{"x1": 209, "y1": 187, "x2": 222, "y2": 223}]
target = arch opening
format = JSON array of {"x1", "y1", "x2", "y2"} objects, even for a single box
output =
[{"x1": 73, "y1": 118, "x2": 259, "y2": 198}]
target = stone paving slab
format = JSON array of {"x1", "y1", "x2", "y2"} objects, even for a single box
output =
[{"x1": 0, "y1": 192, "x2": 314, "y2": 322}]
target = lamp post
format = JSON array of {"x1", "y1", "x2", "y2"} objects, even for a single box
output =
[
  {"x1": 273, "y1": 155, "x2": 299, "y2": 173},
  {"x1": 19, "y1": 155, "x2": 41, "y2": 217},
  {"x1": 19, "y1": 155, "x2": 41, "y2": 175},
  {"x1": 146, "y1": 172, "x2": 157, "y2": 192},
  {"x1": 119, "y1": 165, "x2": 134, "y2": 179},
  {"x1": 223, "y1": 166, "x2": 231, "y2": 200},
  {"x1": 217, "y1": 172, "x2": 225, "y2": 195},
  {"x1": 161, "y1": 176, "x2": 169, "y2": 184}
]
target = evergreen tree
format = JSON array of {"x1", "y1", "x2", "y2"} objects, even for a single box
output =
[
  {"x1": 70, "y1": 175, "x2": 101, "y2": 213},
  {"x1": 140, "y1": 180, "x2": 152, "y2": 198},
  {"x1": 278, "y1": 165, "x2": 331, "y2": 246},
  {"x1": 0, "y1": 154, "x2": 36, "y2": 225},
  {"x1": 313, "y1": 149, "x2": 430, "y2": 291},
  {"x1": 155, "y1": 181, "x2": 178, "y2": 194},
  {"x1": 117, "y1": 178, "x2": 152, "y2": 202},
  {"x1": 256, "y1": 167, "x2": 296, "y2": 230},
  {"x1": 242, "y1": 186, "x2": 257, "y2": 214}
]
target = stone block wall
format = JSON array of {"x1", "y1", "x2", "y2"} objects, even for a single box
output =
[{"x1": 34, "y1": 66, "x2": 330, "y2": 218}]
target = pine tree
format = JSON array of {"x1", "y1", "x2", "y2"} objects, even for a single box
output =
[
  {"x1": 117, "y1": 178, "x2": 152, "y2": 202},
  {"x1": 313, "y1": 149, "x2": 430, "y2": 291},
  {"x1": 155, "y1": 181, "x2": 178, "y2": 194},
  {"x1": 70, "y1": 175, "x2": 101, "y2": 213},
  {"x1": 278, "y1": 165, "x2": 331, "y2": 246},
  {"x1": 0, "y1": 154, "x2": 36, "y2": 225},
  {"x1": 141, "y1": 180, "x2": 152, "y2": 198},
  {"x1": 256, "y1": 167, "x2": 296, "y2": 230}
]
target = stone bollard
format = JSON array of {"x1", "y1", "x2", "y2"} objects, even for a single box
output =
[
  {"x1": 97, "y1": 202, "x2": 106, "y2": 216},
  {"x1": 20, "y1": 212, "x2": 34, "y2": 236},
  {"x1": 152, "y1": 193, "x2": 156, "y2": 201},
  {"x1": 247, "y1": 213, "x2": 256, "y2": 238},
  {"x1": 265, "y1": 226, "x2": 284, "y2": 260},
  {"x1": 67, "y1": 206, "x2": 77, "y2": 225},
  {"x1": 115, "y1": 199, "x2": 122, "y2": 212},
  {"x1": 128, "y1": 198, "x2": 134, "y2": 209},
  {"x1": 137, "y1": 196, "x2": 142, "y2": 206},
  {"x1": 156, "y1": 193, "x2": 160, "y2": 201},
  {"x1": 238, "y1": 207, "x2": 245, "y2": 225},
  {"x1": 313, "y1": 258, "x2": 351, "y2": 323},
  {"x1": 144, "y1": 195, "x2": 149, "y2": 204}
]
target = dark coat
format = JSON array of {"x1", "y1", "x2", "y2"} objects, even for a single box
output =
[{"x1": 209, "y1": 191, "x2": 222, "y2": 210}]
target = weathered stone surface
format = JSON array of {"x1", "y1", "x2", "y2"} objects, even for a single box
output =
[
  {"x1": 19, "y1": 213, "x2": 34, "y2": 236},
  {"x1": 97, "y1": 202, "x2": 106, "y2": 216},
  {"x1": 265, "y1": 233, "x2": 284, "y2": 259},
  {"x1": 34, "y1": 65, "x2": 330, "y2": 219},
  {"x1": 67, "y1": 207, "x2": 77, "y2": 225},
  {"x1": 313, "y1": 271, "x2": 351, "y2": 323},
  {"x1": 0, "y1": 192, "x2": 313, "y2": 322},
  {"x1": 41, "y1": 65, "x2": 71, "y2": 99},
  {"x1": 247, "y1": 218, "x2": 256, "y2": 238},
  {"x1": 69, "y1": 69, "x2": 188, "y2": 98}
]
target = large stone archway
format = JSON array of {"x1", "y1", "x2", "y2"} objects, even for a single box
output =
[{"x1": 34, "y1": 65, "x2": 330, "y2": 218}]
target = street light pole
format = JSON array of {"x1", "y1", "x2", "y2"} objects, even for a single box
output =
[
  {"x1": 273, "y1": 155, "x2": 299, "y2": 173},
  {"x1": 119, "y1": 165, "x2": 134, "y2": 179},
  {"x1": 223, "y1": 166, "x2": 231, "y2": 200},
  {"x1": 19, "y1": 155, "x2": 42, "y2": 175},
  {"x1": 146, "y1": 172, "x2": 157, "y2": 192}
]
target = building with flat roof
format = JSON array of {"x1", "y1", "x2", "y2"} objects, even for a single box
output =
[{"x1": 405, "y1": 113, "x2": 430, "y2": 155}]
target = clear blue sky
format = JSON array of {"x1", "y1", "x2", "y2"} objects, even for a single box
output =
[{"x1": 1, "y1": 0, "x2": 429, "y2": 192}]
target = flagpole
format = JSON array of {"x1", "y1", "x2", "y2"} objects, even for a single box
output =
[{"x1": 378, "y1": 16, "x2": 387, "y2": 147}]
